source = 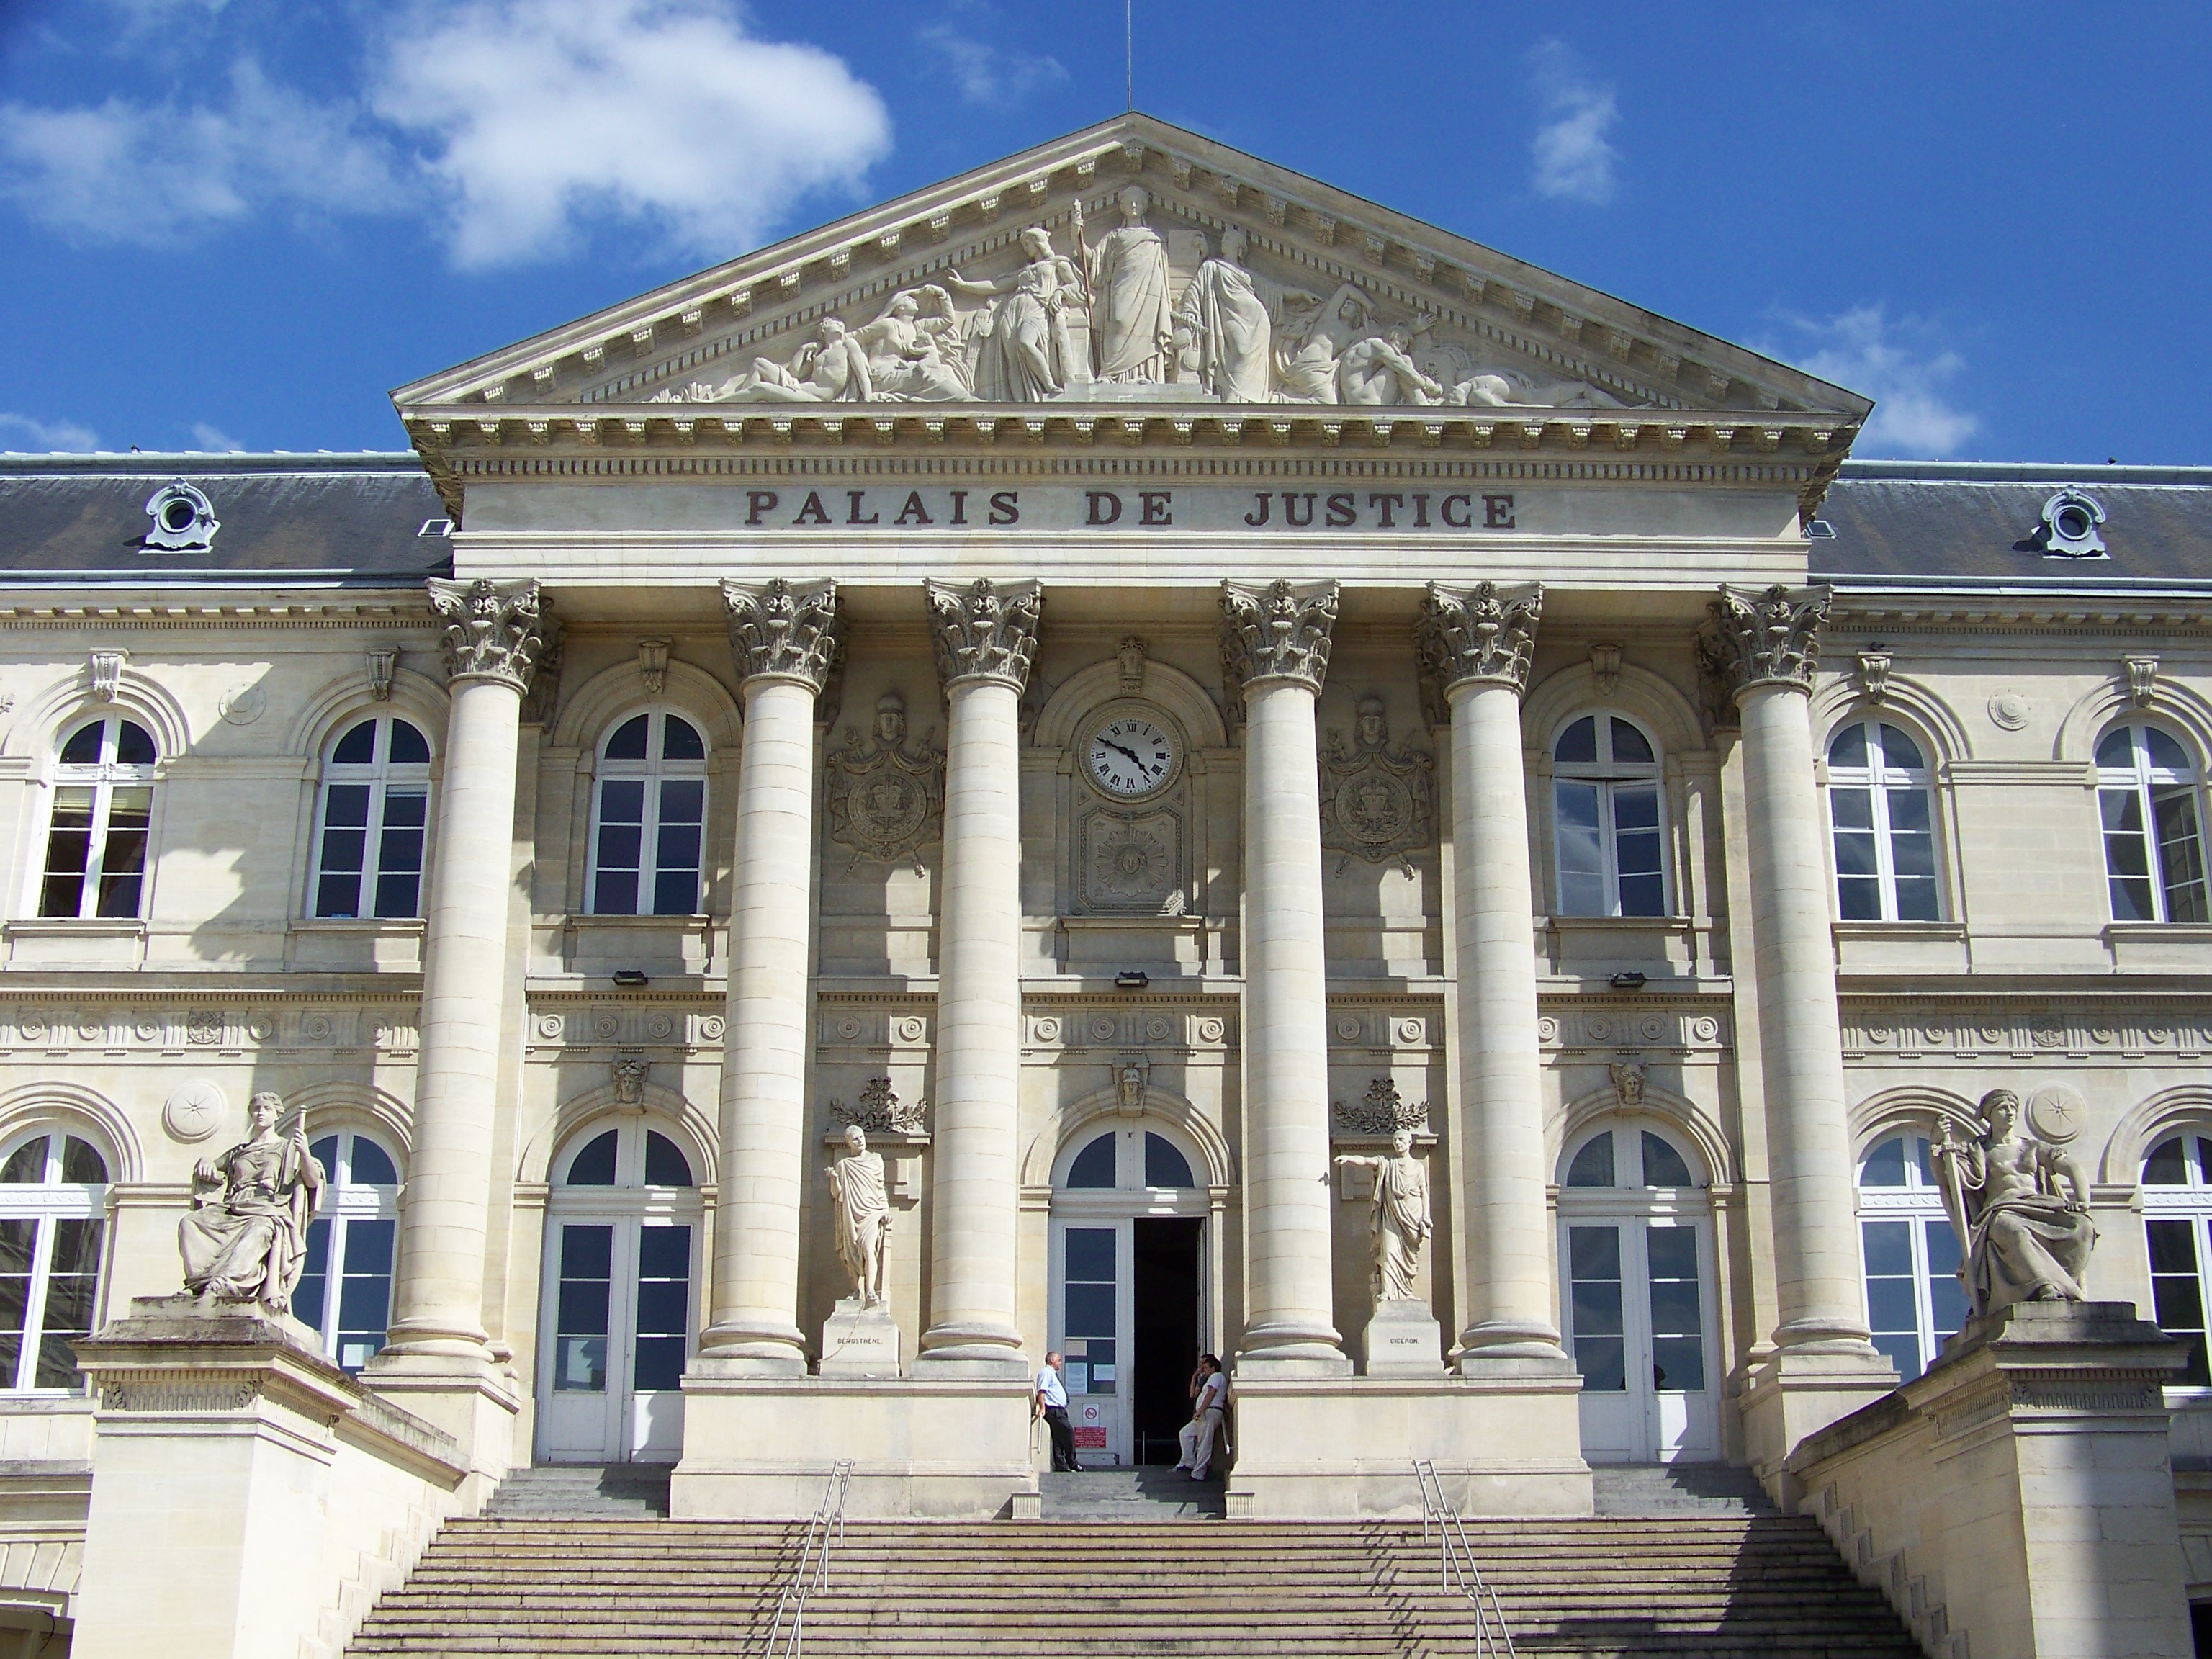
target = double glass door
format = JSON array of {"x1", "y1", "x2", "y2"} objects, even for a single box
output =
[
  {"x1": 537, "y1": 1216, "x2": 695, "y2": 1462},
  {"x1": 1048, "y1": 1213, "x2": 1205, "y2": 1467},
  {"x1": 1561, "y1": 1214, "x2": 1719, "y2": 1463}
]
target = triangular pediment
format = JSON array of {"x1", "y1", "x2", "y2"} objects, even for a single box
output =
[{"x1": 394, "y1": 114, "x2": 1869, "y2": 432}]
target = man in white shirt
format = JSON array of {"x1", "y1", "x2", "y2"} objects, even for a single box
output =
[
  {"x1": 1177, "y1": 1353, "x2": 1228, "y2": 1480},
  {"x1": 1034, "y1": 1350, "x2": 1082, "y2": 1473}
]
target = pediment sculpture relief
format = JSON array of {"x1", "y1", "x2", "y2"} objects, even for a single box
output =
[{"x1": 649, "y1": 188, "x2": 1646, "y2": 410}]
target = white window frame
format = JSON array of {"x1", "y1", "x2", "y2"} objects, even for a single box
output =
[
  {"x1": 2140, "y1": 1129, "x2": 2212, "y2": 1392},
  {"x1": 309, "y1": 714, "x2": 434, "y2": 920},
  {"x1": 1826, "y1": 716, "x2": 1942, "y2": 922},
  {"x1": 298, "y1": 1129, "x2": 403, "y2": 1372},
  {"x1": 1855, "y1": 1131, "x2": 1968, "y2": 1382},
  {"x1": 2096, "y1": 721, "x2": 2210, "y2": 924},
  {"x1": 1550, "y1": 712, "x2": 1671, "y2": 918},
  {"x1": 0, "y1": 1128, "x2": 110, "y2": 1393},
  {"x1": 38, "y1": 715, "x2": 158, "y2": 920},
  {"x1": 585, "y1": 709, "x2": 710, "y2": 917}
]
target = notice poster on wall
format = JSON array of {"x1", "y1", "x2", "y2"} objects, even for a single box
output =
[
  {"x1": 1065, "y1": 1361, "x2": 1089, "y2": 1395},
  {"x1": 1074, "y1": 1400, "x2": 1108, "y2": 1449}
]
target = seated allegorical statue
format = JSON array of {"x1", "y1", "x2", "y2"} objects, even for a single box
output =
[
  {"x1": 178, "y1": 1090, "x2": 324, "y2": 1317},
  {"x1": 1931, "y1": 1087, "x2": 2098, "y2": 1319}
]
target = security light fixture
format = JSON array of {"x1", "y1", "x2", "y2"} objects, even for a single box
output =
[
  {"x1": 1609, "y1": 971, "x2": 1647, "y2": 990},
  {"x1": 612, "y1": 968, "x2": 649, "y2": 987},
  {"x1": 1115, "y1": 970, "x2": 1149, "y2": 989}
]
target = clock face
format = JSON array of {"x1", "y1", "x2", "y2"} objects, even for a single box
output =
[{"x1": 1086, "y1": 714, "x2": 1177, "y2": 799}]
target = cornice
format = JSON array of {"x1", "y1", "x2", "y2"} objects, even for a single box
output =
[
  {"x1": 1830, "y1": 589, "x2": 2212, "y2": 634},
  {"x1": 0, "y1": 597, "x2": 435, "y2": 628}
]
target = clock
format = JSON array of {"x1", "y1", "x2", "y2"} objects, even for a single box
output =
[{"x1": 1084, "y1": 712, "x2": 1178, "y2": 799}]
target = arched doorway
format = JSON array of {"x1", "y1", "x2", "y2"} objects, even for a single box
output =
[
  {"x1": 536, "y1": 1118, "x2": 703, "y2": 1464},
  {"x1": 1048, "y1": 1120, "x2": 1210, "y2": 1467},
  {"x1": 1556, "y1": 1118, "x2": 1721, "y2": 1464}
]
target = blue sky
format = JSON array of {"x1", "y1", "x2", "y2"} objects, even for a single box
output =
[{"x1": 1, "y1": 1, "x2": 2206, "y2": 462}]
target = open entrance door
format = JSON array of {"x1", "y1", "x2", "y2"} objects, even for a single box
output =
[{"x1": 1133, "y1": 1217, "x2": 1202, "y2": 1465}]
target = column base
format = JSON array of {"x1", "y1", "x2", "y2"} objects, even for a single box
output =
[
  {"x1": 1223, "y1": 1374, "x2": 1591, "y2": 1519},
  {"x1": 1354, "y1": 1302, "x2": 1444, "y2": 1378},
  {"x1": 673, "y1": 1375, "x2": 1035, "y2": 1519},
  {"x1": 914, "y1": 1320, "x2": 1028, "y2": 1380},
  {"x1": 1739, "y1": 1334, "x2": 1898, "y2": 1497}
]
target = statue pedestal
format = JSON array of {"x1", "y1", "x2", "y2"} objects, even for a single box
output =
[
  {"x1": 1357, "y1": 1300, "x2": 1444, "y2": 1377},
  {"x1": 818, "y1": 1298, "x2": 902, "y2": 1378}
]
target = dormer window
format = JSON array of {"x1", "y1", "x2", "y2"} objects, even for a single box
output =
[
  {"x1": 141, "y1": 480, "x2": 220, "y2": 552},
  {"x1": 2036, "y1": 487, "x2": 2106, "y2": 558}
]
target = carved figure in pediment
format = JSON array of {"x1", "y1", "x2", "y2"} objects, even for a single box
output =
[
  {"x1": 1321, "y1": 696, "x2": 1434, "y2": 875},
  {"x1": 1077, "y1": 187, "x2": 1174, "y2": 384},
  {"x1": 825, "y1": 691, "x2": 944, "y2": 873},
  {"x1": 678, "y1": 316, "x2": 873, "y2": 404},
  {"x1": 948, "y1": 225, "x2": 1089, "y2": 402},
  {"x1": 178, "y1": 1091, "x2": 323, "y2": 1316},
  {"x1": 1274, "y1": 284, "x2": 1373, "y2": 403},
  {"x1": 1174, "y1": 228, "x2": 1316, "y2": 403},
  {"x1": 1448, "y1": 369, "x2": 1629, "y2": 410},
  {"x1": 854, "y1": 287, "x2": 975, "y2": 402},
  {"x1": 1338, "y1": 326, "x2": 1446, "y2": 405}
]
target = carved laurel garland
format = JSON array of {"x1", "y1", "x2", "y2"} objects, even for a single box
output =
[
  {"x1": 1413, "y1": 580, "x2": 1543, "y2": 698},
  {"x1": 427, "y1": 577, "x2": 558, "y2": 691},
  {"x1": 1697, "y1": 582, "x2": 1832, "y2": 700},
  {"x1": 925, "y1": 577, "x2": 1043, "y2": 690},
  {"x1": 827, "y1": 1076, "x2": 927, "y2": 1136},
  {"x1": 1332, "y1": 1077, "x2": 1430, "y2": 1137},
  {"x1": 721, "y1": 577, "x2": 842, "y2": 690},
  {"x1": 1220, "y1": 577, "x2": 1338, "y2": 693}
]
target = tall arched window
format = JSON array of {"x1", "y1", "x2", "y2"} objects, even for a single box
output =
[
  {"x1": 311, "y1": 715, "x2": 433, "y2": 919},
  {"x1": 1827, "y1": 718, "x2": 1939, "y2": 922},
  {"x1": 588, "y1": 711, "x2": 708, "y2": 916},
  {"x1": 0, "y1": 1128, "x2": 109, "y2": 1391},
  {"x1": 294, "y1": 1129, "x2": 402, "y2": 1372},
  {"x1": 1856, "y1": 1132, "x2": 1968, "y2": 1381},
  {"x1": 40, "y1": 716, "x2": 156, "y2": 919},
  {"x1": 1552, "y1": 714, "x2": 1667, "y2": 917},
  {"x1": 2097, "y1": 722, "x2": 2208, "y2": 923},
  {"x1": 2141, "y1": 1130, "x2": 2212, "y2": 1387}
]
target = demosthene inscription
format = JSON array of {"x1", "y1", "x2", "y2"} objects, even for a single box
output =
[{"x1": 732, "y1": 485, "x2": 1521, "y2": 532}]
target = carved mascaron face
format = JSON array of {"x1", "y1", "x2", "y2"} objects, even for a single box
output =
[{"x1": 1086, "y1": 714, "x2": 1176, "y2": 799}]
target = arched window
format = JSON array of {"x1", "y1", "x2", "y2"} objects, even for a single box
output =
[
  {"x1": 588, "y1": 711, "x2": 708, "y2": 916},
  {"x1": 0, "y1": 1128, "x2": 109, "y2": 1391},
  {"x1": 1827, "y1": 718, "x2": 1939, "y2": 921},
  {"x1": 40, "y1": 716, "x2": 156, "y2": 919},
  {"x1": 2141, "y1": 1130, "x2": 2212, "y2": 1387},
  {"x1": 1552, "y1": 714, "x2": 1667, "y2": 917},
  {"x1": 294, "y1": 1129, "x2": 401, "y2": 1372},
  {"x1": 2097, "y1": 723, "x2": 2208, "y2": 923},
  {"x1": 311, "y1": 715, "x2": 433, "y2": 919},
  {"x1": 1060, "y1": 1129, "x2": 1197, "y2": 1191},
  {"x1": 1855, "y1": 1133, "x2": 1968, "y2": 1382}
]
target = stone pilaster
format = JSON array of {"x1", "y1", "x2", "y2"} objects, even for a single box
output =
[
  {"x1": 1222, "y1": 579, "x2": 1348, "y2": 1375},
  {"x1": 916, "y1": 577, "x2": 1040, "y2": 1375},
  {"x1": 1701, "y1": 584, "x2": 1894, "y2": 1460},
  {"x1": 379, "y1": 578, "x2": 554, "y2": 1363},
  {"x1": 1416, "y1": 581, "x2": 1571, "y2": 1372},
  {"x1": 698, "y1": 578, "x2": 841, "y2": 1375}
]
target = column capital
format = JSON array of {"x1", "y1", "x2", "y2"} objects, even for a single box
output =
[
  {"x1": 1220, "y1": 578, "x2": 1338, "y2": 693},
  {"x1": 1414, "y1": 580, "x2": 1543, "y2": 698},
  {"x1": 721, "y1": 577, "x2": 842, "y2": 691},
  {"x1": 428, "y1": 577, "x2": 557, "y2": 691},
  {"x1": 925, "y1": 577, "x2": 1042, "y2": 692},
  {"x1": 1697, "y1": 582, "x2": 1833, "y2": 702}
]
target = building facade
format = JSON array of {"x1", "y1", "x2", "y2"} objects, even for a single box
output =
[{"x1": 4, "y1": 117, "x2": 2211, "y2": 1653}]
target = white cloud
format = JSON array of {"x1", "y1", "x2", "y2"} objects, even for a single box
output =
[
  {"x1": 189, "y1": 422, "x2": 245, "y2": 451},
  {"x1": 1776, "y1": 305, "x2": 1981, "y2": 458},
  {"x1": 1527, "y1": 40, "x2": 1619, "y2": 206},
  {"x1": 917, "y1": 9, "x2": 1067, "y2": 107},
  {"x1": 371, "y1": 0, "x2": 894, "y2": 269},
  {"x1": 0, "y1": 413, "x2": 101, "y2": 452},
  {"x1": 0, "y1": 60, "x2": 403, "y2": 246}
]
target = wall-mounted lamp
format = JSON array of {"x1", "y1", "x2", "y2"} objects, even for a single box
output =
[
  {"x1": 1609, "y1": 971, "x2": 1647, "y2": 991},
  {"x1": 1115, "y1": 971, "x2": 1149, "y2": 990},
  {"x1": 613, "y1": 969, "x2": 649, "y2": 987}
]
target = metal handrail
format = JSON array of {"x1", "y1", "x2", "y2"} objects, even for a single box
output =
[
  {"x1": 1413, "y1": 1458, "x2": 1516, "y2": 1659},
  {"x1": 762, "y1": 1460, "x2": 853, "y2": 1659}
]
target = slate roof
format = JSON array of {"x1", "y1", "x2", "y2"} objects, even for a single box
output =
[
  {"x1": 0, "y1": 453, "x2": 449, "y2": 585},
  {"x1": 1817, "y1": 461, "x2": 2212, "y2": 590}
]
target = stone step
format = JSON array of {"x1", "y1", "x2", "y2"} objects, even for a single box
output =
[
  {"x1": 485, "y1": 1463, "x2": 673, "y2": 1519},
  {"x1": 1591, "y1": 1462, "x2": 1779, "y2": 1517}
]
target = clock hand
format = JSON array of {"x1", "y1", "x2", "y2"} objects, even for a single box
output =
[{"x1": 1101, "y1": 739, "x2": 1146, "y2": 767}]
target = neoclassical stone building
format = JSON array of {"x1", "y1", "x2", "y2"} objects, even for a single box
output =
[{"x1": 4, "y1": 116, "x2": 2210, "y2": 1654}]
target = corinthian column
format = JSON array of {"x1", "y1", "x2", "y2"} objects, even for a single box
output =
[
  {"x1": 1700, "y1": 585, "x2": 1883, "y2": 1370},
  {"x1": 915, "y1": 577, "x2": 1040, "y2": 1376},
  {"x1": 696, "y1": 578, "x2": 841, "y2": 1375},
  {"x1": 1221, "y1": 579, "x2": 1349, "y2": 1375},
  {"x1": 382, "y1": 577, "x2": 555, "y2": 1359},
  {"x1": 1416, "y1": 582, "x2": 1573, "y2": 1373}
]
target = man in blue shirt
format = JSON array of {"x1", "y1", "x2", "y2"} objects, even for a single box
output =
[{"x1": 1034, "y1": 1350, "x2": 1082, "y2": 1473}]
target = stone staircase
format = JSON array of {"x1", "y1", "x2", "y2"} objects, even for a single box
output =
[
  {"x1": 485, "y1": 1462, "x2": 673, "y2": 1519},
  {"x1": 347, "y1": 1472, "x2": 1924, "y2": 1657},
  {"x1": 1591, "y1": 1462, "x2": 1779, "y2": 1517},
  {"x1": 1039, "y1": 1465, "x2": 1226, "y2": 1520}
]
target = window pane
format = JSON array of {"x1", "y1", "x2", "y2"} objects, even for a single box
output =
[
  {"x1": 40, "y1": 788, "x2": 94, "y2": 918},
  {"x1": 1554, "y1": 781, "x2": 1605, "y2": 916},
  {"x1": 2097, "y1": 728, "x2": 2136, "y2": 769},
  {"x1": 1568, "y1": 1224, "x2": 1619, "y2": 1281},
  {"x1": 1887, "y1": 788, "x2": 1933, "y2": 836},
  {"x1": 0, "y1": 1140, "x2": 45, "y2": 1184},
  {"x1": 388, "y1": 720, "x2": 431, "y2": 765},
  {"x1": 1613, "y1": 784, "x2": 1665, "y2": 917},
  {"x1": 35, "y1": 1218, "x2": 102, "y2": 1389},
  {"x1": 1565, "y1": 1133, "x2": 1615, "y2": 1189},
  {"x1": 2148, "y1": 1216, "x2": 2200, "y2": 1273},
  {"x1": 1570, "y1": 1280, "x2": 1624, "y2": 1338},
  {"x1": 1608, "y1": 719, "x2": 1654, "y2": 765},
  {"x1": 1554, "y1": 716, "x2": 1597, "y2": 765},
  {"x1": 59, "y1": 1138, "x2": 105, "y2": 1186},
  {"x1": 1861, "y1": 1219, "x2": 1915, "y2": 1278},
  {"x1": 332, "y1": 721, "x2": 377, "y2": 765},
  {"x1": 564, "y1": 1131, "x2": 619, "y2": 1187},
  {"x1": 96, "y1": 786, "x2": 152, "y2": 918},
  {"x1": 1646, "y1": 1226, "x2": 1700, "y2": 1285},
  {"x1": 351, "y1": 1138, "x2": 399, "y2": 1186},
  {"x1": 1873, "y1": 1332, "x2": 1922, "y2": 1381},
  {"x1": 638, "y1": 1226, "x2": 691, "y2": 1280},
  {"x1": 1574, "y1": 1336, "x2": 1627, "y2": 1392},
  {"x1": 1878, "y1": 725, "x2": 1924, "y2": 772},
  {"x1": 1064, "y1": 1226, "x2": 1115, "y2": 1282},
  {"x1": 114, "y1": 722, "x2": 155, "y2": 765},
  {"x1": 662, "y1": 716, "x2": 705, "y2": 760},
  {"x1": 1861, "y1": 1138, "x2": 1908, "y2": 1187},
  {"x1": 1827, "y1": 722, "x2": 1867, "y2": 769},
  {"x1": 1641, "y1": 1133, "x2": 1694, "y2": 1190},
  {"x1": 2146, "y1": 1137, "x2": 2190, "y2": 1186},
  {"x1": 1066, "y1": 1134, "x2": 1115, "y2": 1189},
  {"x1": 605, "y1": 716, "x2": 650, "y2": 760},
  {"x1": 297, "y1": 1218, "x2": 331, "y2": 1336},
  {"x1": 2103, "y1": 787, "x2": 2157, "y2": 920},
  {"x1": 2153, "y1": 788, "x2": 2208, "y2": 924},
  {"x1": 1144, "y1": 1133, "x2": 1195, "y2": 1189},
  {"x1": 1651, "y1": 1336, "x2": 1704, "y2": 1393},
  {"x1": 58, "y1": 723, "x2": 103, "y2": 765},
  {"x1": 1064, "y1": 1283, "x2": 1115, "y2": 1335},
  {"x1": 2146, "y1": 728, "x2": 2192, "y2": 774},
  {"x1": 1830, "y1": 788, "x2": 1874, "y2": 832},
  {"x1": 644, "y1": 1132, "x2": 693, "y2": 1188}
]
